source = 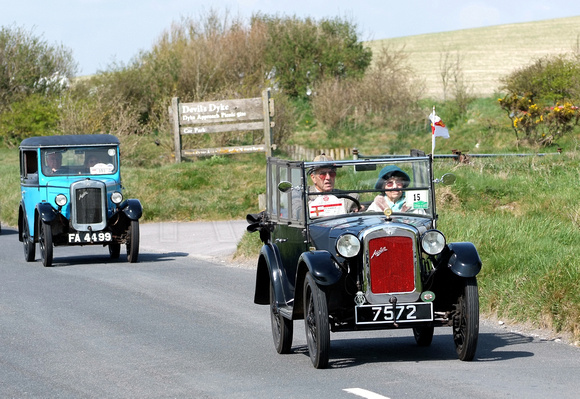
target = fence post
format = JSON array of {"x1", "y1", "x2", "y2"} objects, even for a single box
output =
[
  {"x1": 172, "y1": 97, "x2": 182, "y2": 163},
  {"x1": 262, "y1": 89, "x2": 272, "y2": 158}
]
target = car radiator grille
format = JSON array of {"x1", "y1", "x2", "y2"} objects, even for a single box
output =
[
  {"x1": 70, "y1": 180, "x2": 107, "y2": 231},
  {"x1": 368, "y1": 236, "x2": 415, "y2": 294},
  {"x1": 74, "y1": 187, "x2": 103, "y2": 224}
]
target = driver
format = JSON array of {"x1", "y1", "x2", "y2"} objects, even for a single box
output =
[
  {"x1": 45, "y1": 151, "x2": 62, "y2": 174},
  {"x1": 367, "y1": 165, "x2": 411, "y2": 212},
  {"x1": 307, "y1": 154, "x2": 361, "y2": 216}
]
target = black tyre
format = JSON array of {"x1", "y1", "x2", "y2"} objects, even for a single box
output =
[
  {"x1": 22, "y1": 216, "x2": 36, "y2": 262},
  {"x1": 270, "y1": 281, "x2": 293, "y2": 354},
  {"x1": 453, "y1": 277, "x2": 479, "y2": 361},
  {"x1": 109, "y1": 242, "x2": 121, "y2": 259},
  {"x1": 126, "y1": 220, "x2": 140, "y2": 263},
  {"x1": 413, "y1": 325, "x2": 434, "y2": 347},
  {"x1": 303, "y1": 272, "x2": 330, "y2": 369},
  {"x1": 39, "y1": 221, "x2": 53, "y2": 267}
]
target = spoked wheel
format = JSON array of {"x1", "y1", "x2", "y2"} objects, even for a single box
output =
[
  {"x1": 109, "y1": 242, "x2": 121, "y2": 259},
  {"x1": 453, "y1": 277, "x2": 479, "y2": 361},
  {"x1": 270, "y1": 281, "x2": 293, "y2": 354},
  {"x1": 39, "y1": 221, "x2": 53, "y2": 267},
  {"x1": 22, "y1": 216, "x2": 36, "y2": 262},
  {"x1": 303, "y1": 272, "x2": 330, "y2": 369},
  {"x1": 126, "y1": 220, "x2": 140, "y2": 263},
  {"x1": 413, "y1": 325, "x2": 434, "y2": 347}
]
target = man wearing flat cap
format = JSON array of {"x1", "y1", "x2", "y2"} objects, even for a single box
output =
[{"x1": 306, "y1": 154, "x2": 361, "y2": 217}]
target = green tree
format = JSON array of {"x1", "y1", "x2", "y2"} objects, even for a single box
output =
[
  {"x1": 0, "y1": 25, "x2": 77, "y2": 110},
  {"x1": 256, "y1": 15, "x2": 372, "y2": 99}
]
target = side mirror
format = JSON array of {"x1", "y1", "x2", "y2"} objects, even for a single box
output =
[
  {"x1": 278, "y1": 181, "x2": 293, "y2": 193},
  {"x1": 441, "y1": 173, "x2": 456, "y2": 186}
]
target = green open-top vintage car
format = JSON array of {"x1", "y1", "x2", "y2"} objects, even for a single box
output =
[{"x1": 247, "y1": 151, "x2": 482, "y2": 368}]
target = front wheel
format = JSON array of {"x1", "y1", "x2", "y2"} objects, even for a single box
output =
[
  {"x1": 126, "y1": 220, "x2": 140, "y2": 263},
  {"x1": 303, "y1": 272, "x2": 330, "y2": 369},
  {"x1": 413, "y1": 325, "x2": 434, "y2": 347},
  {"x1": 270, "y1": 281, "x2": 293, "y2": 354},
  {"x1": 22, "y1": 216, "x2": 36, "y2": 262},
  {"x1": 109, "y1": 242, "x2": 121, "y2": 259},
  {"x1": 39, "y1": 221, "x2": 53, "y2": 267},
  {"x1": 453, "y1": 277, "x2": 479, "y2": 361}
]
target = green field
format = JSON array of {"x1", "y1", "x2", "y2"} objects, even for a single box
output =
[{"x1": 367, "y1": 15, "x2": 580, "y2": 98}]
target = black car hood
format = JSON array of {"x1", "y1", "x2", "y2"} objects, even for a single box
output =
[{"x1": 308, "y1": 214, "x2": 431, "y2": 258}]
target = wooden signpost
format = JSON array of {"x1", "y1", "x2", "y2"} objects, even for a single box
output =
[{"x1": 171, "y1": 89, "x2": 274, "y2": 162}]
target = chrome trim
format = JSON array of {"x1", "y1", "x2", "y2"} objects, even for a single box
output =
[{"x1": 361, "y1": 223, "x2": 422, "y2": 304}]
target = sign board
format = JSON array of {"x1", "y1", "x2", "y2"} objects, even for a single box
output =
[{"x1": 171, "y1": 89, "x2": 274, "y2": 162}]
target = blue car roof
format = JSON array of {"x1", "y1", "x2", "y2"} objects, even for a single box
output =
[{"x1": 20, "y1": 134, "x2": 120, "y2": 148}]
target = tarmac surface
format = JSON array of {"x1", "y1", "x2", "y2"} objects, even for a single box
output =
[{"x1": 139, "y1": 220, "x2": 252, "y2": 266}]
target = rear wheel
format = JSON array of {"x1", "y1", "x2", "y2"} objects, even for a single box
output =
[
  {"x1": 22, "y1": 216, "x2": 36, "y2": 262},
  {"x1": 303, "y1": 272, "x2": 330, "y2": 369},
  {"x1": 453, "y1": 277, "x2": 479, "y2": 361},
  {"x1": 126, "y1": 220, "x2": 140, "y2": 263},
  {"x1": 413, "y1": 325, "x2": 434, "y2": 347},
  {"x1": 39, "y1": 221, "x2": 53, "y2": 267},
  {"x1": 270, "y1": 281, "x2": 293, "y2": 354}
]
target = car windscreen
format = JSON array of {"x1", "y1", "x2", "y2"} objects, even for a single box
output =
[
  {"x1": 305, "y1": 158, "x2": 433, "y2": 220},
  {"x1": 41, "y1": 146, "x2": 118, "y2": 176}
]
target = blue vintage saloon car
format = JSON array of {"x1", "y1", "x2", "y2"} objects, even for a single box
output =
[{"x1": 18, "y1": 134, "x2": 142, "y2": 267}]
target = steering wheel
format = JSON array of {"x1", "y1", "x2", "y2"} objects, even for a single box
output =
[{"x1": 334, "y1": 193, "x2": 362, "y2": 212}]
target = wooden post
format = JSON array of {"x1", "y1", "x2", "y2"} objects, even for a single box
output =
[
  {"x1": 172, "y1": 97, "x2": 182, "y2": 163},
  {"x1": 262, "y1": 89, "x2": 272, "y2": 158}
]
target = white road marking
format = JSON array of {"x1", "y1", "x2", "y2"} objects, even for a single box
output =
[{"x1": 343, "y1": 387, "x2": 391, "y2": 399}]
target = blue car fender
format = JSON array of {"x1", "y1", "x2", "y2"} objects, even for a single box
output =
[
  {"x1": 298, "y1": 250, "x2": 343, "y2": 286},
  {"x1": 120, "y1": 199, "x2": 143, "y2": 220},
  {"x1": 446, "y1": 242, "x2": 482, "y2": 277}
]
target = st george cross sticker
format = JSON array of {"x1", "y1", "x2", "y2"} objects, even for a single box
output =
[{"x1": 309, "y1": 195, "x2": 347, "y2": 218}]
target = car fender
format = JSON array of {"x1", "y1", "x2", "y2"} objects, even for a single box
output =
[
  {"x1": 120, "y1": 199, "x2": 143, "y2": 220},
  {"x1": 297, "y1": 250, "x2": 343, "y2": 286},
  {"x1": 36, "y1": 202, "x2": 58, "y2": 224},
  {"x1": 254, "y1": 244, "x2": 294, "y2": 310},
  {"x1": 446, "y1": 242, "x2": 482, "y2": 277}
]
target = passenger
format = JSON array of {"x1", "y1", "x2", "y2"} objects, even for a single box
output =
[{"x1": 368, "y1": 165, "x2": 411, "y2": 212}]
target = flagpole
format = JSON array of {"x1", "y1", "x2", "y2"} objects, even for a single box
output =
[{"x1": 431, "y1": 106, "x2": 436, "y2": 157}]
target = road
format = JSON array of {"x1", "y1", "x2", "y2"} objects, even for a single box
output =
[{"x1": 0, "y1": 222, "x2": 578, "y2": 398}]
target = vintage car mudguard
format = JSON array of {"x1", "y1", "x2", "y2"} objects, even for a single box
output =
[
  {"x1": 36, "y1": 202, "x2": 58, "y2": 224},
  {"x1": 446, "y1": 242, "x2": 482, "y2": 277},
  {"x1": 298, "y1": 250, "x2": 342, "y2": 286},
  {"x1": 120, "y1": 199, "x2": 143, "y2": 220},
  {"x1": 254, "y1": 243, "x2": 294, "y2": 309}
]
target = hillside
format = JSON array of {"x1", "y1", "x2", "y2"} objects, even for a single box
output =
[{"x1": 366, "y1": 15, "x2": 580, "y2": 98}]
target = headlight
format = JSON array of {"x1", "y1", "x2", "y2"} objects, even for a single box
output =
[
  {"x1": 421, "y1": 230, "x2": 446, "y2": 255},
  {"x1": 55, "y1": 194, "x2": 68, "y2": 207},
  {"x1": 336, "y1": 233, "x2": 361, "y2": 258},
  {"x1": 111, "y1": 191, "x2": 123, "y2": 204}
]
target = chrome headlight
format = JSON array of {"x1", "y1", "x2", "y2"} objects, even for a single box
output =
[
  {"x1": 111, "y1": 191, "x2": 123, "y2": 204},
  {"x1": 55, "y1": 194, "x2": 68, "y2": 207},
  {"x1": 336, "y1": 233, "x2": 361, "y2": 258},
  {"x1": 421, "y1": 230, "x2": 446, "y2": 255}
]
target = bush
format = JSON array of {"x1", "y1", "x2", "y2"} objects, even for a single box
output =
[
  {"x1": 0, "y1": 25, "x2": 76, "y2": 111},
  {"x1": 0, "y1": 94, "x2": 60, "y2": 147},
  {"x1": 311, "y1": 46, "x2": 423, "y2": 131},
  {"x1": 498, "y1": 55, "x2": 580, "y2": 145}
]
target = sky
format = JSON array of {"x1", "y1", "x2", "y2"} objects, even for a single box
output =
[{"x1": 3, "y1": 0, "x2": 580, "y2": 76}]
